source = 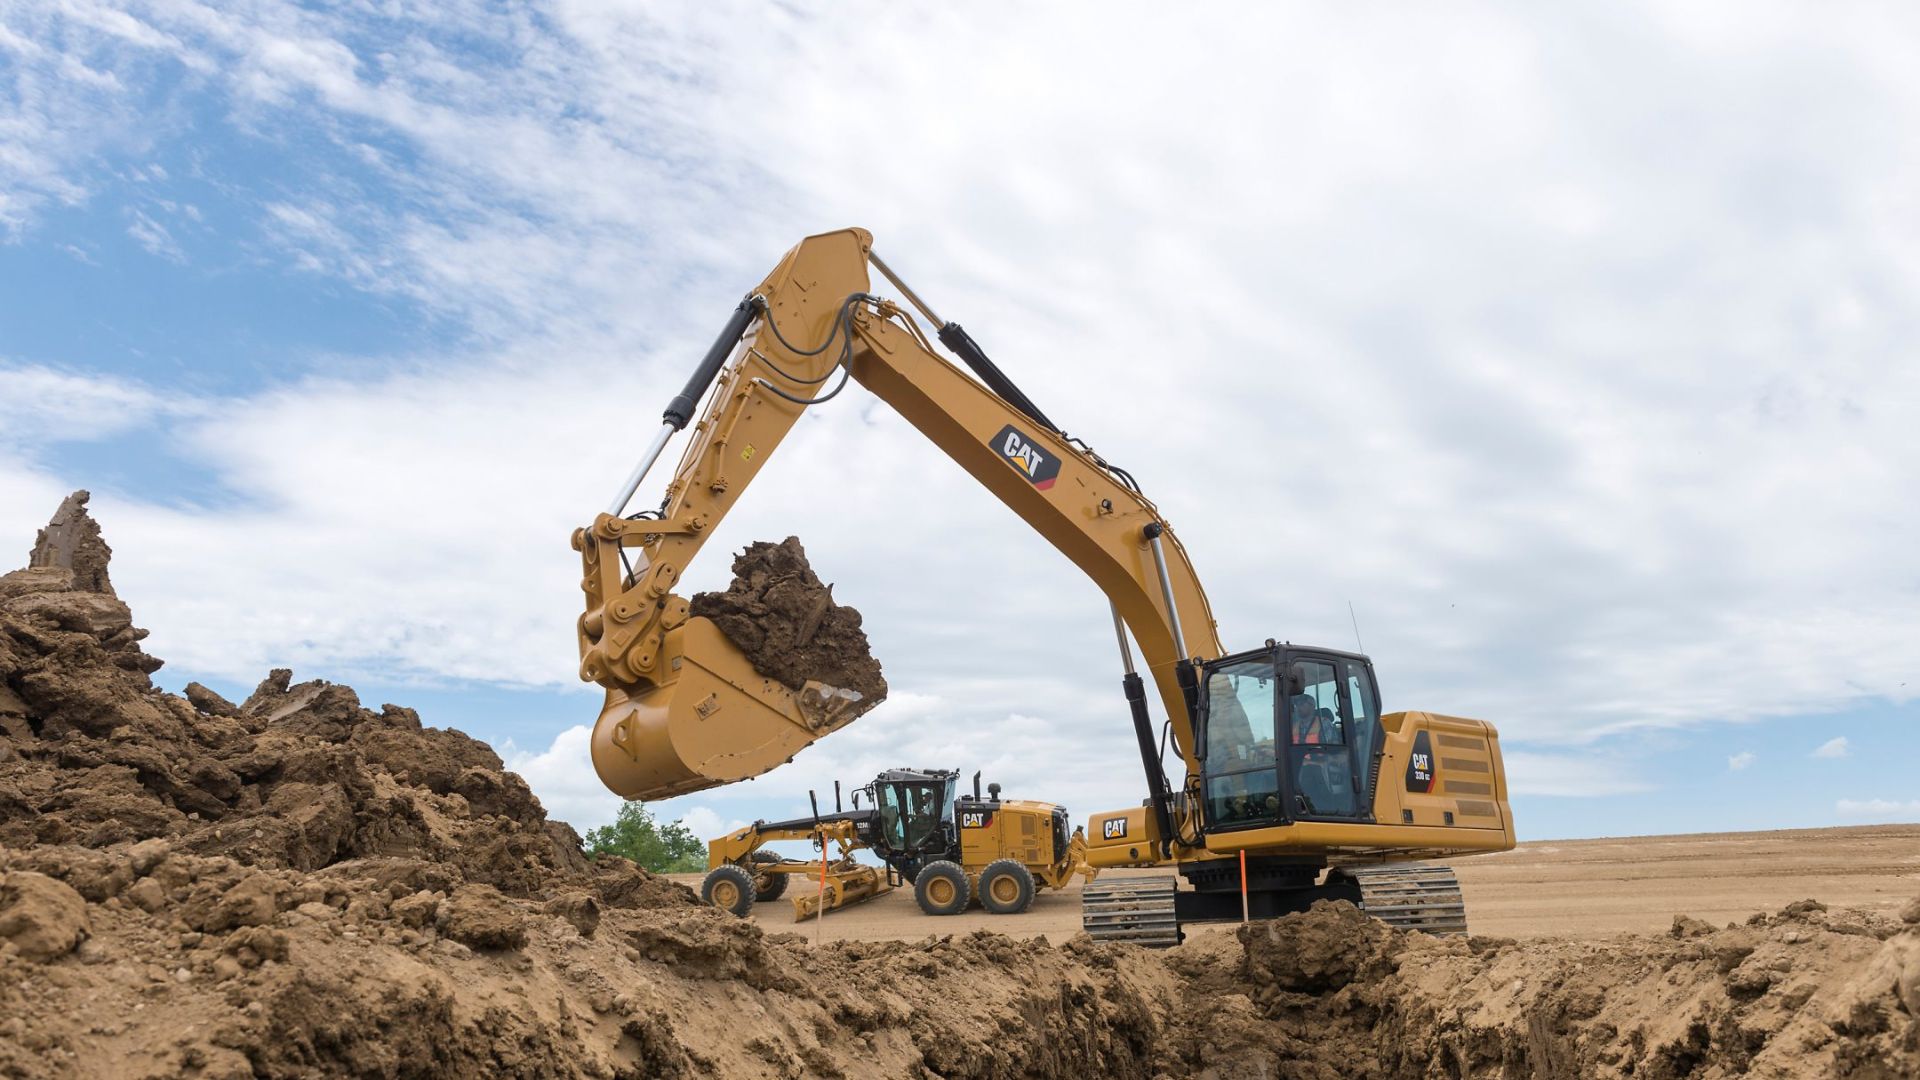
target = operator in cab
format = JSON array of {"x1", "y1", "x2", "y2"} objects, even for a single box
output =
[{"x1": 1290, "y1": 696, "x2": 1334, "y2": 744}]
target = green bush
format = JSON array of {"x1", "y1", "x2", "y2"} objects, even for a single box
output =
[{"x1": 582, "y1": 801, "x2": 706, "y2": 873}]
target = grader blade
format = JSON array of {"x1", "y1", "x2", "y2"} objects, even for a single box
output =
[{"x1": 791, "y1": 864, "x2": 892, "y2": 921}]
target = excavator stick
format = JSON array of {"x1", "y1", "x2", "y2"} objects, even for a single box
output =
[{"x1": 576, "y1": 228, "x2": 882, "y2": 803}]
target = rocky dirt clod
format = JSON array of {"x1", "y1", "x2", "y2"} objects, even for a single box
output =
[
  {"x1": 0, "y1": 871, "x2": 90, "y2": 962},
  {"x1": 689, "y1": 537, "x2": 886, "y2": 709}
]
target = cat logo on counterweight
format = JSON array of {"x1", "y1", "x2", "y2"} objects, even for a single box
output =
[
  {"x1": 992, "y1": 424, "x2": 1061, "y2": 490},
  {"x1": 1405, "y1": 730, "x2": 1438, "y2": 793}
]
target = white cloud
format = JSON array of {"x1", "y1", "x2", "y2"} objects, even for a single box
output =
[
  {"x1": 1502, "y1": 752, "x2": 1651, "y2": 797},
  {"x1": 123, "y1": 207, "x2": 183, "y2": 262},
  {"x1": 674, "y1": 806, "x2": 748, "y2": 841},
  {"x1": 0, "y1": 2, "x2": 187, "y2": 235},
  {"x1": 499, "y1": 724, "x2": 621, "y2": 832},
  {"x1": 3, "y1": 4, "x2": 1920, "y2": 834},
  {"x1": 0, "y1": 364, "x2": 186, "y2": 445},
  {"x1": 1812, "y1": 736, "x2": 1850, "y2": 759},
  {"x1": 1727, "y1": 752, "x2": 1757, "y2": 772},
  {"x1": 1835, "y1": 798, "x2": 1920, "y2": 820}
]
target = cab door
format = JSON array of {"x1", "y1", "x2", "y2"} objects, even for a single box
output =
[
  {"x1": 1198, "y1": 648, "x2": 1286, "y2": 832},
  {"x1": 1281, "y1": 652, "x2": 1372, "y2": 822}
]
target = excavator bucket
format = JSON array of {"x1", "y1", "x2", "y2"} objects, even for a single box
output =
[{"x1": 589, "y1": 617, "x2": 868, "y2": 800}]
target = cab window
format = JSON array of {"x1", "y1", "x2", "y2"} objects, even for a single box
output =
[
  {"x1": 882, "y1": 779, "x2": 952, "y2": 851},
  {"x1": 1203, "y1": 659, "x2": 1277, "y2": 771},
  {"x1": 878, "y1": 784, "x2": 908, "y2": 849},
  {"x1": 1201, "y1": 655, "x2": 1282, "y2": 829},
  {"x1": 1205, "y1": 769, "x2": 1280, "y2": 828},
  {"x1": 1287, "y1": 659, "x2": 1358, "y2": 817},
  {"x1": 1343, "y1": 659, "x2": 1380, "y2": 807}
]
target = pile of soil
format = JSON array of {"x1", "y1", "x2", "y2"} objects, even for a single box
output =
[
  {"x1": 2, "y1": 493, "x2": 1915, "y2": 1079},
  {"x1": 1168, "y1": 898, "x2": 1920, "y2": 1078},
  {"x1": 689, "y1": 537, "x2": 886, "y2": 710}
]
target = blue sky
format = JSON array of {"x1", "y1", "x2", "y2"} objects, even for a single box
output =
[{"x1": 3, "y1": 2, "x2": 1917, "y2": 846}]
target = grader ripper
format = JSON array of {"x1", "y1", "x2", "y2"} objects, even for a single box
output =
[{"x1": 576, "y1": 229, "x2": 1516, "y2": 945}]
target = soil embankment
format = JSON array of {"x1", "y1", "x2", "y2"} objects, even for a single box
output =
[{"x1": 2, "y1": 494, "x2": 1915, "y2": 1079}]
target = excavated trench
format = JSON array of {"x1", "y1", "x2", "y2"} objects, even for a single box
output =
[{"x1": 1, "y1": 494, "x2": 1916, "y2": 1079}]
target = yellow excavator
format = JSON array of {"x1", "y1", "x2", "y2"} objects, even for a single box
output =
[{"x1": 573, "y1": 228, "x2": 1516, "y2": 944}]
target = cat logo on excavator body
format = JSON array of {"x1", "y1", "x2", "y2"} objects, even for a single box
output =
[{"x1": 992, "y1": 424, "x2": 1061, "y2": 491}]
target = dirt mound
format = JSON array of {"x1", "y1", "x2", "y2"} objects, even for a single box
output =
[
  {"x1": 2, "y1": 493, "x2": 1915, "y2": 1079},
  {"x1": 0, "y1": 524, "x2": 620, "y2": 901},
  {"x1": 689, "y1": 537, "x2": 886, "y2": 709},
  {"x1": 1163, "y1": 898, "x2": 1920, "y2": 1079}
]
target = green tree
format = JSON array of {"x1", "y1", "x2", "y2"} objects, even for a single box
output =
[{"x1": 582, "y1": 801, "x2": 707, "y2": 873}]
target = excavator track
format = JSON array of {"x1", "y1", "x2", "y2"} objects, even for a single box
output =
[
  {"x1": 1081, "y1": 877, "x2": 1181, "y2": 947},
  {"x1": 1342, "y1": 863, "x2": 1468, "y2": 936}
]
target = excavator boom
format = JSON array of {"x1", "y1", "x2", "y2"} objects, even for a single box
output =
[{"x1": 577, "y1": 228, "x2": 1218, "y2": 803}]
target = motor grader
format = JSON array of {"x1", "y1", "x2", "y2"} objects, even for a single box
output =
[
  {"x1": 574, "y1": 228, "x2": 1516, "y2": 945},
  {"x1": 701, "y1": 768, "x2": 1095, "y2": 920}
]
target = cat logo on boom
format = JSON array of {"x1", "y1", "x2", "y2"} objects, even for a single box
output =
[{"x1": 991, "y1": 424, "x2": 1061, "y2": 491}]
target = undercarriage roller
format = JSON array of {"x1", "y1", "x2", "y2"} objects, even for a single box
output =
[
  {"x1": 1340, "y1": 863, "x2": 1469, "y2": 936},
  {"x1": 1081, "y1": 877, "x2": 1181, "y2": 947}
]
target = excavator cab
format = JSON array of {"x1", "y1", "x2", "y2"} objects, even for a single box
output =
[{"x1": 1197, "y1": 646, "x2": 1382, "y2": 831}]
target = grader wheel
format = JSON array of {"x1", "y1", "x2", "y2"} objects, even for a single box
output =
[
  {"x1": 750, "y1": 851, "x2": 788, "y2": 901},
  {"x1": 914, "y1": 860, "x2": 970, "y2": 916},
  {"x1": 702, "y1": 865, "x2": 756, "y2": 917},
  {"x1": 979, "y1": 859, "x2": 1036, "y2": 915}
]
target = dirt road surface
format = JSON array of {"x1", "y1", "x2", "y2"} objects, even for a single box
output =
[{"x1": 674, "y1": 823, "x2": 1920, "y2": 943}]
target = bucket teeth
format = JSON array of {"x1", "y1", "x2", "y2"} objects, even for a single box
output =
[{"x1": 1081, "y1": 878, "x2": 1181, "y2": 947}]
